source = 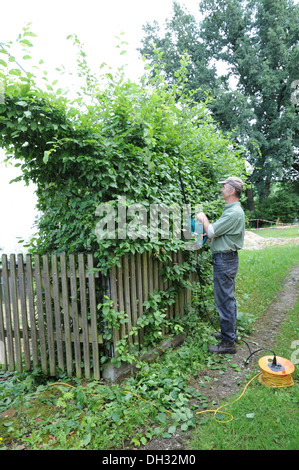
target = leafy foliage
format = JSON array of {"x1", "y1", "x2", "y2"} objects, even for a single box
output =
[{"x1": 247, "y1": 183, "x2": 299, "y2": 223}]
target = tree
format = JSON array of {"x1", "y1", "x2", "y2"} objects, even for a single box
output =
[
  {"x1": 139, "y1": 1, "x2": 219, "y2": 102},
  {"x1": 139, "y1": 0, "x2": 299, "y2": 206}
]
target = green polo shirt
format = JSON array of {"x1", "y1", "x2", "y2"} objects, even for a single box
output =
[{"x1": 210, "y1": 202, "x2": 245, "y2": 254}]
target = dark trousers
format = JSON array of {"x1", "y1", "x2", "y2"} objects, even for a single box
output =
[{"x1": 212, "y1": 251, "x2": 239, "y2": 343}]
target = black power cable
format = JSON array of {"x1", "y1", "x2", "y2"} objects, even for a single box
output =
[{"x1": 244, "y1": 346, "x2": 279, "y2": 369}]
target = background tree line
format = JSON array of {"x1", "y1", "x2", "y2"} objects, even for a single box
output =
[{"x1": 139, "y1": 0, "x2": 299, "y2": 222}]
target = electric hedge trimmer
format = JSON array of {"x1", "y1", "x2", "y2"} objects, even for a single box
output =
[{"x1": 178, "y1": 170, "x2": 207, "y2": 246}]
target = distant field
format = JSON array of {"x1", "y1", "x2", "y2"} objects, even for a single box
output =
[{"x1": 249, "y1": 226, "x2": 299, "y2": 238}]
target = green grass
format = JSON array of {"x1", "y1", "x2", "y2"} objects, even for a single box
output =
[
  {"x1": 0, "y1": 244, "x2": 298, "y2": 450},
  {"x1": 235, "y1": 244, "x2": 299, "y2": 332},
  {"x1": 249, "y1": 226, "x2": 299, "y2": 238},
  {"x1": 189, "y1": 296, "x2": 299, "y2": 450}
]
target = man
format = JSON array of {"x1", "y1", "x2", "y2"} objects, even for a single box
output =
[{"x1": 196, "y1": 177, "x2": 245, "y2": 354}]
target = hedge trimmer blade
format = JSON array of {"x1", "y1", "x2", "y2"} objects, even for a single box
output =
[{"x1": 178, "y1": 170, "x2": 207, "y2": 246}]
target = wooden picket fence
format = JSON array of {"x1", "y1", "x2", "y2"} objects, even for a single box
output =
[{"x1": 0, "y1": 251, "x2": 197, "y2": 380}]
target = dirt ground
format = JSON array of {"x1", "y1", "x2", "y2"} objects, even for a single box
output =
[{"x1": 143, "y1": 234, "x2": 299, "y2": 451}]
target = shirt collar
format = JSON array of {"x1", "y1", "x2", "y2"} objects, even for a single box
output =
[{"x1": 223, "y1": 202, "x2": 241, "y2": 210}]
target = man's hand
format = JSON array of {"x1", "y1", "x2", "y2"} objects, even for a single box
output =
[
  {"x1": 196, "y1": 212, "x2": 212, "y2": 240},
  {"x1": 195, "y1": 212, "x2": 205, "y2": 223}
]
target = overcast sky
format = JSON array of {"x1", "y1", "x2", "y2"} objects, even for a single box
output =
[
  {"x1": 1, "y1": 0, "x2": 201, "y2": 83},
  {"x1": 0, "y1": 0, "x2": 202, "y2": 253}
]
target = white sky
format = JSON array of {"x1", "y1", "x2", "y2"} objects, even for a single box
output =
[
  {"x1": 0, "y1": 0, "x2": 201, "y2": 253},
  {"x1": 1, "y1": 0, "x2": 201, "y2": 83}
]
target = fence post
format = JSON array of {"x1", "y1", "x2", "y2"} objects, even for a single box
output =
[
  {"x1": 18, "y1": 253, "x2": 31, "y2": 372},
  {"x1": 0, "y1": 278, "x2": 7, "y2": 370},
  {"x1": 2, "y1": 255, "x2": 15, "y2": 371},
  {"x1": 26, "y1": 254, "x2": 39, "y2": 368},
  {"x1": 51, "y1": 253, "x2": 65, "y2": 372},
  {"x1": 34, "y1": 254, "x2": 48, "y2": 375},
  {"x1": 78, "y1": 253, "x2": 90, "y2": 379},
  {"x1": 87, "y1": 253, "x2": 101, "y2": 380},
  {"x1": 123, "y1": 253, "x2": 133, "y2": 347},
  {"x1": 43, "y1": 254, "x2": 56, "y2": 376},
  {"x1": 109, "y1": 264, "x2": 119, "y2": 355},
  {"x1": 129, "y1": 252, "x2": 138, "y2": 345},
  {"x1": 69, "y1": 253, "x2": 81, "y2": 378},
  {"x1": 60, "y1": 253, "x2": 73, "y2": 377},
  {"x1": 136, "y1": 252, "x2": 144, "y2": 345}
]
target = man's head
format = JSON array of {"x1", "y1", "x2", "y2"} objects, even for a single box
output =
[{"x1": 218, "y1": 177, "x2": 244, "y2": 201}]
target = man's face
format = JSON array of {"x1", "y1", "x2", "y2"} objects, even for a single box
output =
[{"x1": 221, "y1": 183, "x2": 234, "y2": 200}]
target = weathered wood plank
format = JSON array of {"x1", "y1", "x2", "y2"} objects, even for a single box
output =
[
  {"x1": 26, "y1": 254, "x2": 39, "y2": 368},
  {"x1": 172, "y1": 251, "x2": 180, "y2": 318},
  {"x1": 1, "y1": 255, "x2": 14, "y2": 371},
  {"x1": 136, "y1": 252, "x2": 144, "y2": 345},
  {"x1": 142, "y1": 250, "x2": 149, "y2": 304},
  {"x1": 17, "y1": 254, "x2": 30, "y2": 371},
  {"x1": 34, "y1": 254, "x2": 48, "y2": 374},
  {"x1": 0, "y1": 249, "x2": 194, "y2": 380},
  {"x1": 148, "y1": 250, "x2": 153, "y2": 295},
  {"x1": 51, "y1": 253, "x2": 64, "y2": 372},
  {"x1": 129, "y1": 252, "x2": 138, "y2": 345},
  {"x1": 69, "y1": 253, "x2": 81, "y2": 378},
  {"x1": 42, "y1": 254, "x2": 56, "y2": 376},
  {"x1": 117, "y1": 261, "x2": 126, "y2": 340},
  {"x1": 158, "y1": 259, "x2": 168, "y2": 334},
  {"x1": 123, "y1": 253, "x2": 132, "y2": 346},
  {"x1": 109, "y1": 264, "x2": 119, "y2": 352},
  {"x1": 177, "y1": 251, "x2": 185, "y2": 318},
  {"x1": 87, "y1": 253, "x2": 100, "y2": 380},
  {"x1": 0, "y1": 276, "x2": 7, "y2": 369},
  {"x1": 10, "y1": 255, "x2": 22, "y2": 372},
  {"x1": 78, "y1": 253, "x2": 90, "y2": 379},
  {"x1": 60, "y1": 253, "x2": 73, "y2": 377}
]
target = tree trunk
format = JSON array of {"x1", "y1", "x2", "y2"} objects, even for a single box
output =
[
  {"x1": 265, "y1": 180, "x2": 271, "y2": 199},
  {"x1": 245, "y1": 187, "x2": 255, "y2": 211}
]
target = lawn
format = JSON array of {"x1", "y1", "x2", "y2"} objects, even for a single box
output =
[{"x1": 249, "y1": 226, "x2": 299, "y2": 238}]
